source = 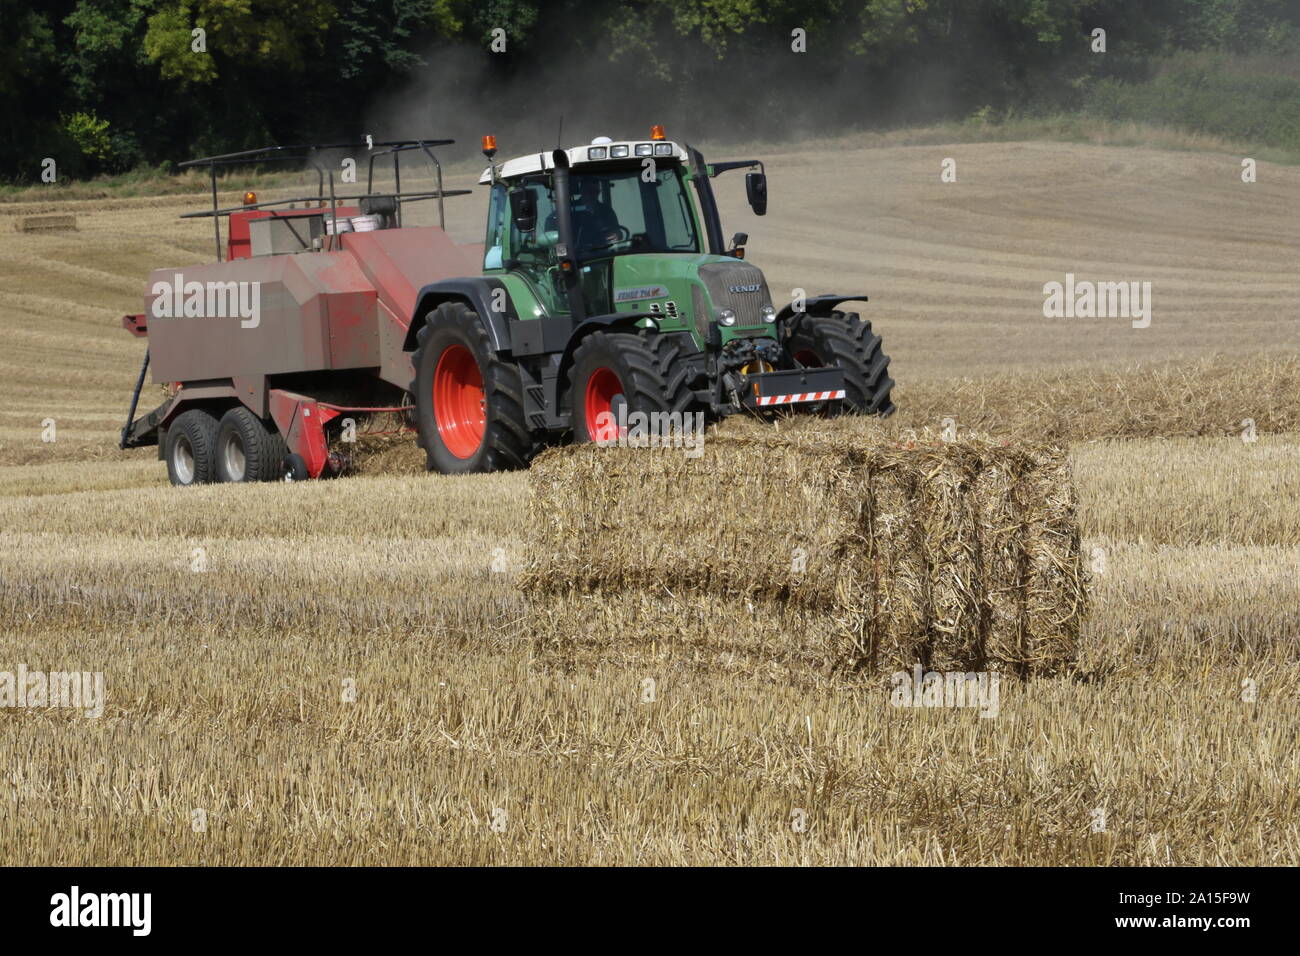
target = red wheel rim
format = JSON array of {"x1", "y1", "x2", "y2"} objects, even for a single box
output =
[
  {"x1": 794, "y1": 349, "x2": 824, "y2": 368},
  {"x1": 433, "y1": 345, "x2": 486, "y2": 458},
  {"x1": 584, "y1": 368, "x2": 625, "y2": 443}
]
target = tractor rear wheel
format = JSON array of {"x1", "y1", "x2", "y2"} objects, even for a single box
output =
[
  {"x1": 786, "y1": 312, "x2": 895, "y2": 416},
  {"x1": 164, "y1": 408, "x2": 220, "y2": 487},
  {"x1": 215, "y1": 406, "x2": 287, "y2": 482},
  {"x1": 569, "y1": 331, "x2": 695, "y2": 443},
  {"x1": 412, "y1": 301, "x2": 530, "y2": 474}
]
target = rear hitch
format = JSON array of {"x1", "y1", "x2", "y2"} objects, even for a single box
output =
[{"x1": 327, "y1": 450, "x2": 351, "y2": 476}]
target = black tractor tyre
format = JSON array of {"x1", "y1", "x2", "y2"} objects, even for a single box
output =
[
  {"x1": 215, "y1": 406, "x2": 287, "y2": 482},
  {"x1": 569, "y1": 331, "x2": 696, "y2": 443},
  {"x1": 164, "y1": 408, "x2": 220, "y2": 487},
  {"x1": 786, "y1": 312, "x2": 896, "y2": 416},
  {"x1": 411, "y1": 301, "x2": 531, "y2": 474}
]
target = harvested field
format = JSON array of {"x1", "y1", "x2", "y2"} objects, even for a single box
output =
[
  {"x1": 1, "y1": 136, "x2": 1298, "y2": 865},
  {"x1": 896, "y1": 352, "x2": 1300, "y2": 444}
]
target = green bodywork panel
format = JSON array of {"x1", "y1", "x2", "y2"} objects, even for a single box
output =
[
  {"x1": 607, "y1": 254, "x2": 776, "y2": 346},
  {"x1": 497, "y1": 272, "x2": 545, "y2": 319}
]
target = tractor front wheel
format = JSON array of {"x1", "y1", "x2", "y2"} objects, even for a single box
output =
[
  {"x1": 412, "y1": 301, "x2": 530, "y2": 474},
  {"x1": 786, "y1": 312, "x2": 895, "y2": 416},
  {"x1": 569, "y1": 331, "x2": 694, "y2": 443}
]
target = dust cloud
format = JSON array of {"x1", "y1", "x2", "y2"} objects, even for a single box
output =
[{"x1": 361, "y1": 31, "x2": 964, "y2": 158}]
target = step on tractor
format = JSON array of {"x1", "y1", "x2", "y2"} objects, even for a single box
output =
[{"x1": 120, "y1": 129, "x2": 895, "y2": 485}]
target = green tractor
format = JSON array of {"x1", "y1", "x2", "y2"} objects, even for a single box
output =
[{"x1": 408, "y1": 127, "x2": 895, "y2": 473}]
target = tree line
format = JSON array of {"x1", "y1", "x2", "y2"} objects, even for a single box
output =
[{"x1": 3, "y1": 0, "x2": 1297, "y2": 182}]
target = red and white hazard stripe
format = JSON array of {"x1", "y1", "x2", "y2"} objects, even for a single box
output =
[{"x1": 756, "y1": 389, "x2": 845, "y2": 406}]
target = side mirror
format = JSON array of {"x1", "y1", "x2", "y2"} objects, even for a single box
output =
[
  {"x1": 745, "y1": 172, "x2": 767, "y2": 216},
  {"x1": 509, "y1": 187, "x2": 537, "y2": 233}
]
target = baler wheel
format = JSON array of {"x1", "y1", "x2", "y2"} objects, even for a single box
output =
[
  {"x1": 215, "y1": 406, "x2": 288, "y2": 482},
  {"x1": 412, "y1": 301, "x2": 530, "y2": 474},
  {"x1": 281, "y1": 453, "x2": 310, "y2": 482},
  {"x1": 164, "y1": 409, "x2": 220, "y2": 487},
  {"x1": 786, "y1": 311, "x2": 896, "y2": 416}
]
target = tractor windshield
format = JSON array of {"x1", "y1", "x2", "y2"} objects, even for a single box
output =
[{"x1": 512, "y1": 164, "x2": 700, "y2": 262}]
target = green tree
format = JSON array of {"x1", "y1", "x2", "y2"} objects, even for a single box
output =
[
  {"x1": 142, "y1": 0, "x2": 339, "y2": 83},
  {"x1": 332, "y1": 0, "x2": 465, "y2": 79}
]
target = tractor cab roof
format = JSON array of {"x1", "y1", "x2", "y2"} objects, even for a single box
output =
[{"x1": 480, "y1": 139, "x2": 689, "y2": 184}]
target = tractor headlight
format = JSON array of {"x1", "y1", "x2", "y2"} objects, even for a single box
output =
[
  {"x1": 587, "y1": 146, "x2": 608, "y2": 160},
  {"x1": 760, "y1": 305, "x2": 776, "y2": 323},
  {"x1": 634, "y1": 143, "x2": 654, "y2": 156},
  {"x1": 610, "y1": 145, "x2": 630, "y2": 158},
  {"x1": 654, "y1": 143, "x2": 673, "y2": 156},
  {"x1": 718, "y1": 309, "x2": 737, "y2": 327}
]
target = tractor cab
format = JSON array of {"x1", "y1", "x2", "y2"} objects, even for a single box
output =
[{"x1": 478, "y1": 128, "x2": 774, "y2": 347}]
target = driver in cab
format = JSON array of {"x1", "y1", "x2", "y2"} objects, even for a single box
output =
[{"x1": 569, "y1": 177, "x2": 622, "y2": 256}]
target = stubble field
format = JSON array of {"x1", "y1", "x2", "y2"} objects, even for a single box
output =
[{"x1": 1, "y1": 135, "x2": 1297, "y2": 864}]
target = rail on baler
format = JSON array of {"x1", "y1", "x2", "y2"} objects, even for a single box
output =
[{"x1": 175, "y1": 139, "x2": 472, "y2": 261}]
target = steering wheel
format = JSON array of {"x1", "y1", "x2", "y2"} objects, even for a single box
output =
[{"x1": 585, "y1": 225, "x2": 632, "y2": 254}]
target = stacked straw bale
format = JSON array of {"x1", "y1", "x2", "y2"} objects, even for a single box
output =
[{"x1": 520, "y1": 418, "x2": 1086, "y2": 679}]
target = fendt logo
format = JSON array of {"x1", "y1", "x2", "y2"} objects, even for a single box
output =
[
  {"x1": 150, "y1": 272, "x2": 261, "y2": 329},
  {"x1": 728, "y1": 283, "x2": 761, "y2": 294},
  {"x1": 614, "y1": 284, "x2": 669, "y2": 303}
]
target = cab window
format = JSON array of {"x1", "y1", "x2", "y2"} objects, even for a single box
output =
[
  {"x1": 571, "y1": 166, "x2": 699, "y2": 256},
  {"x1": 483, "y1": 184, "x2": 506, "y2": 270}
]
